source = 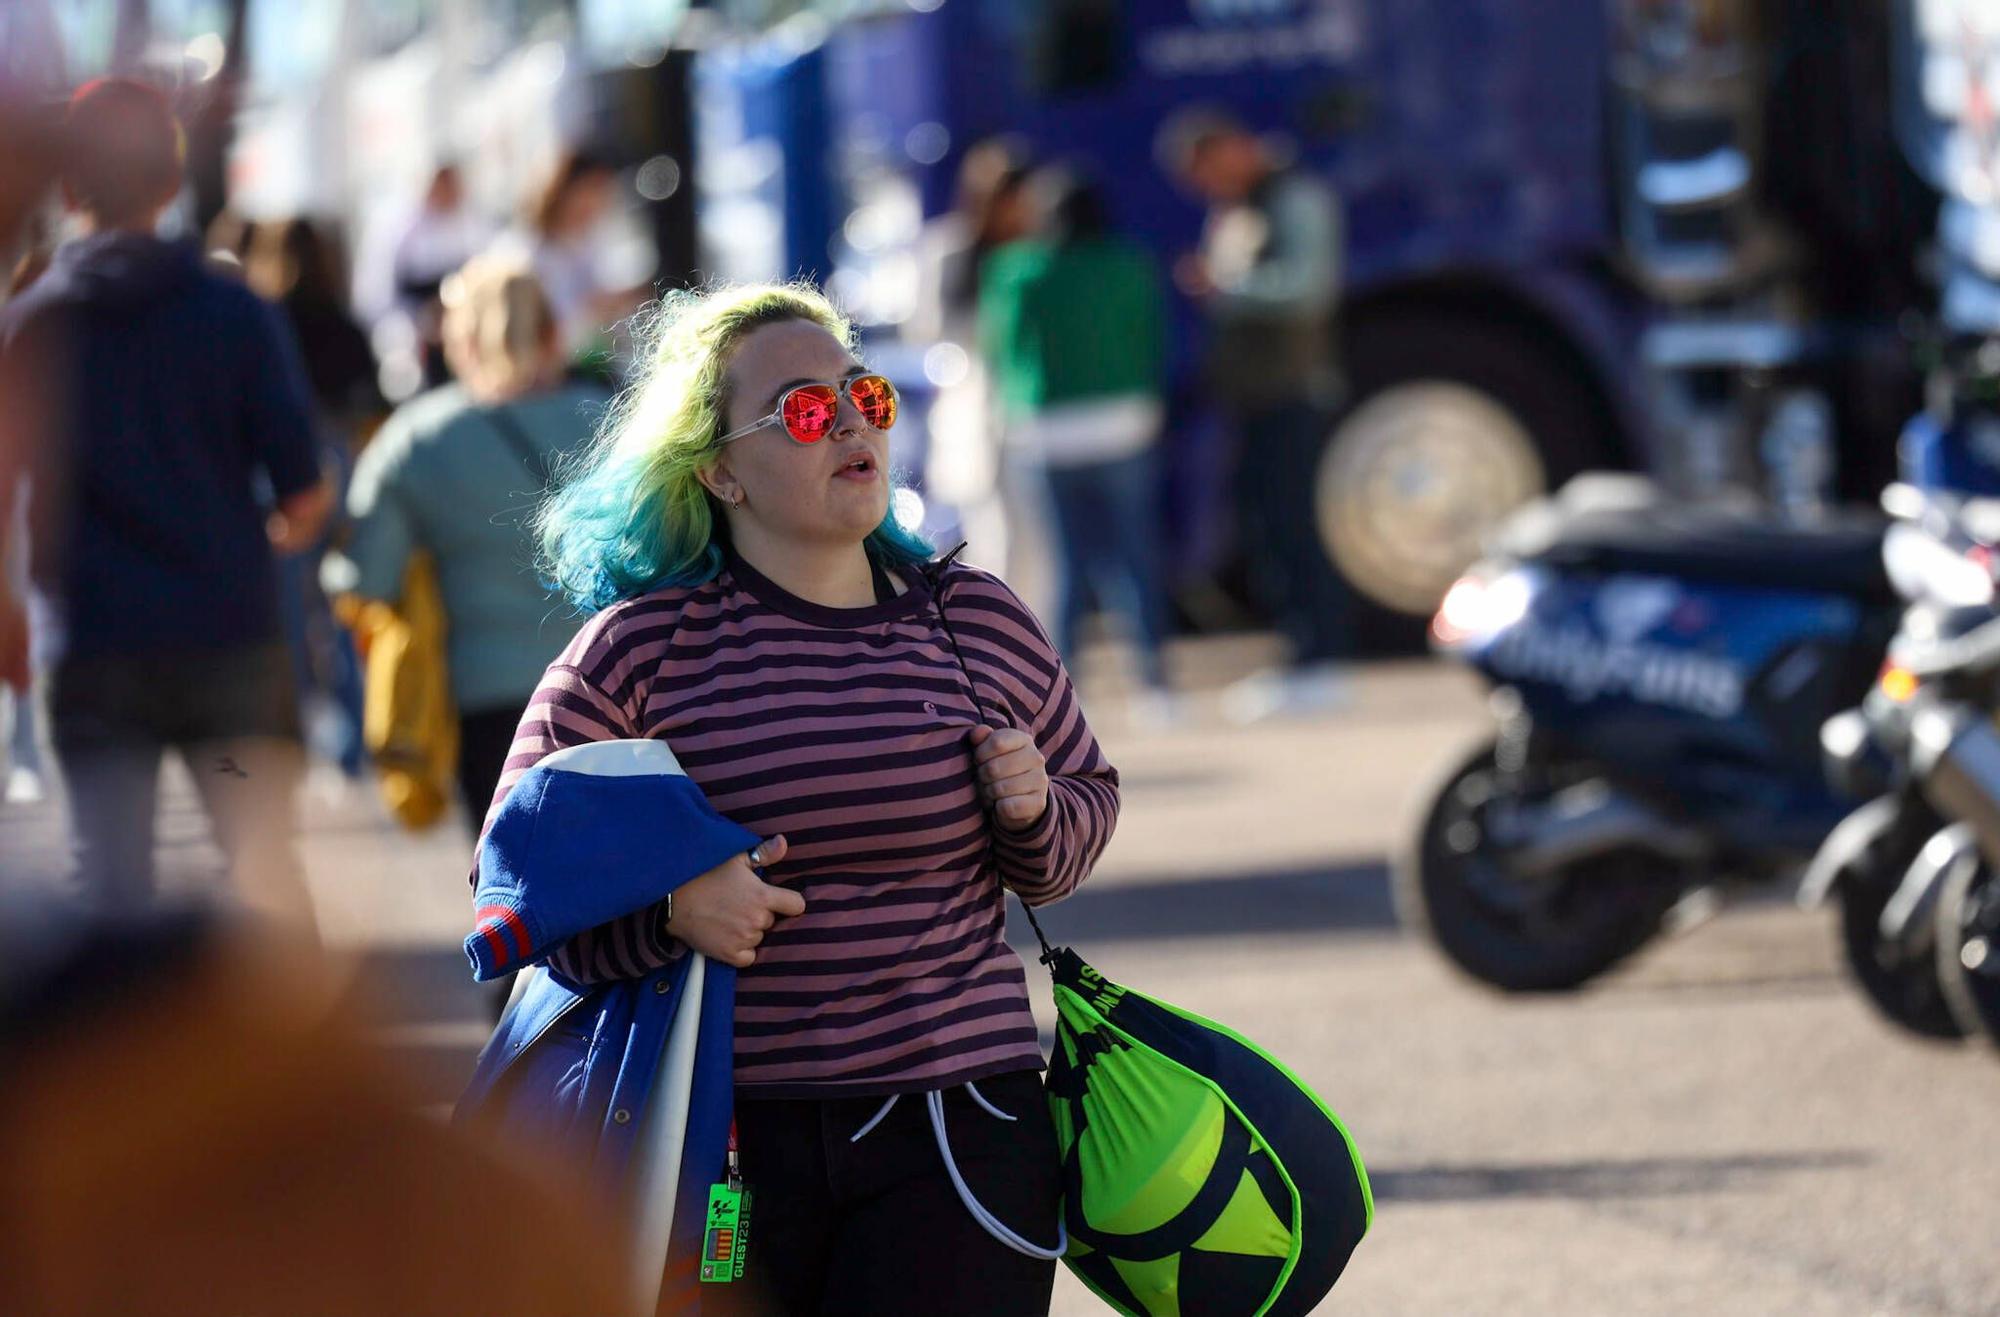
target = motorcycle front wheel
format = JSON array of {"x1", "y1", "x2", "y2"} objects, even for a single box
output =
[
  {"x1": 1819, "y1": 804, "x2": 1964, "y2": 1041},
  {"x1": 1836, "y1": 865, "x2": 1967, "y2": 1042},
  {"x1": 1935, "y1": 852, "x2": 2000, "y2": 1050},
  {"x1": 1396, "y1": 739, "x2": 1679, "y2": 992}
]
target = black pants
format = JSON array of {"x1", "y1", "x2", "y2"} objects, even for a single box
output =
[
  {"x1": 707, "y1": 1070, "x2": 1061, "y2": 1317},
  {"x1": 1231, "y1": 400, "x2": 1351, "y2": 663},
  {"x1": 458, "y1": 702, "x2": 526, "y2": 1020},
  {"x1": 456, "y1": 702, "x2": 526, "y2": 828}
]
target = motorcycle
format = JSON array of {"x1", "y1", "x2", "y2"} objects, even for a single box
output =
[
  {"x1": 1810, "y1": 333, "x2": 2000, "y2": 1049},
  {"x1": 1888, "y1": 498, "x2": 2000, "y2": 1049},
  {"x1": 1910, "y1": 683, "x2": 2000, "y2": 1050},
  {"x1": 1400, "y1": 475, "x2": 1898, "y2": 992},
  {"x1": 1930, "y1": 791, "x2": 2000, "y2": 1048},
  {"x1": 1799, "y1": 504, "x2": 1999, "y2": 1040}
]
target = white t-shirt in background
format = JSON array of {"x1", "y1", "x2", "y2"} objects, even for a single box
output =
[{"x1": 1008, "y1": 395, "x2": 1163, "y2": 470}]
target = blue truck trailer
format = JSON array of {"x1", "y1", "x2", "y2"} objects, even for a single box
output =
[{"x1": 692, "y1": 0, "x2": 1935, "y2": 630}]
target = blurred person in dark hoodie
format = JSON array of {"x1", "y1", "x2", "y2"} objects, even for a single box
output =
[{"x1": 0, "y1": 80, "x2": 331, "y2": 933}]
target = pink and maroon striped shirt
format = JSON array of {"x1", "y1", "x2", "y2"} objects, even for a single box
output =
[{"x1": 480, "y1": 550, "x2": 1119, "y2": 1098}]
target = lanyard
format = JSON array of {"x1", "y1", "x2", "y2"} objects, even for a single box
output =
[
  {"x1": 726, "y1": 1116, "x2": 741, "y2": 1191},
  {"x1": 924, "y1": 543, "x2": 1057, "y2": 966},
  {"x1": 701, "y1": 1118, "x2": 749, "y2": 1284}
]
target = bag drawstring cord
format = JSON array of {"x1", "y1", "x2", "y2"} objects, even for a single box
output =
[
  {"x1": 923, "y1": 542, "x2": 1060, "y2": 970},
  {"x1": 891, "y1": 545, "x2": 1067, "y2": 1258},
  {"x1": 848, "y1": 1083, "x2": 1068, "y2": 1260}
]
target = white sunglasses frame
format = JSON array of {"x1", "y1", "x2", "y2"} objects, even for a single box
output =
[{"x1": 716, "y1": 372, "x2": 900, "y2": 446}]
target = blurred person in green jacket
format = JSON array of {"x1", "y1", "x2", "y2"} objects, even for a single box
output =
[
  {"x1": 322, "y1": 256, "x2": 606, "y2": 827},
  {"x1": 981, "y1": 167, "x2": 1174, "y2": 712}
]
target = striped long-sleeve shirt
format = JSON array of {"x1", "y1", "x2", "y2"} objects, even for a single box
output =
[{"x1": 480, "y1": 550, "x2": 1119, "y2": 1098}]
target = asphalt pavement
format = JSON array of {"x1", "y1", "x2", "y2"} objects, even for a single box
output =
[{"x1": 6, "y1": 651, "x2": 1998, "y2": 1316}]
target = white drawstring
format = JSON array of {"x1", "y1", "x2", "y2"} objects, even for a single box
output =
[
  {"x1": 849, "y1": 1094, "x2": 900, "y2": 1144},
  {"x1": 925, "y1": 1091, "x2": 1068, "y2": 1259},
  {"x1": 965, "y1": 1080, "x2": 1017, "y2": 1123},
  {"x1": 847, "y1": 1085, "x2": 1067, "y2": 1260}
]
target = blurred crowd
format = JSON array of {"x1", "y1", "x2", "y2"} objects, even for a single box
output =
[
  {"x1": 918, "y1": 115, "x2": 1348, "y2": 729},
  {"x1": 0, "y1": 56, "x2": 1364, "y2": 1317},
  {"x1": 1, "y1": 88, "x2": 653, "y2": 854},
  {"x1": 2, "y1": 83, "x2": 1357, "y2": 876},
  {"x1": 0, "y1": 81, "x2": 644, "y2": 1317}
]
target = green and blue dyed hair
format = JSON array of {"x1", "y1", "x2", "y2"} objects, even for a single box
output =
[{"x1": 537, "y1": 281, "x2": 934, "y2": 614}]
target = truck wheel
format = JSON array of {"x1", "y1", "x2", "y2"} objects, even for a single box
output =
[
  {"x1": 1396, "y1": 740, "x2": 1677, "y2": 993},
  {"x1": 1319, "y1": 316, "x2": 1611, "y2": 636}
]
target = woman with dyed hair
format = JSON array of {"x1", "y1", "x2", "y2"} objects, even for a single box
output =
[{"x1": 500, "y1": 281, "x2": 1120, "y2": 1315}]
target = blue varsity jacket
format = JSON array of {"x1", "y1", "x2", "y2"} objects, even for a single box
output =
[{"x1": 453, "y1": 739, "x2": 759, "y2": 1309}]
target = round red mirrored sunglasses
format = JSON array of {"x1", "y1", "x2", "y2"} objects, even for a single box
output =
[{"x1": 718, "y1": 373, "x2": 899, "y2": 445}]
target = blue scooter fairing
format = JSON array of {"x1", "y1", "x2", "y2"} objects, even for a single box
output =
[{"x1": 1438, "y1": 485, "x2": 1895, "y2": 864}]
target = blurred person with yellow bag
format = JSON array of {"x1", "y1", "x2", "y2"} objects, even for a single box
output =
[
  {"x1": 324, "y1": 255, "x2": 608, "y2": 833},
  {"x1": 334, "y1": 552, "x2": 458, "y2": 828}
]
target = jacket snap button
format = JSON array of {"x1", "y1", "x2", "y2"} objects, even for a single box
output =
[
  {"x1": 613, "y1": 1108, "x2": 632, "y2": 1125},
  {"x1": 654, "y1": 979, "x2": 671, "y2": 994}
]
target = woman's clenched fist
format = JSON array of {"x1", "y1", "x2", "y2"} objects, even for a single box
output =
[{"x1": 969, "y1": 724, "x2": 1049, "y2": 831}]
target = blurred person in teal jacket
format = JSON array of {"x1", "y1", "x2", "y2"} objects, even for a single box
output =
[
  {"x1": 980, "y1": 167, "x2": 1173, "y2": 710},
  {"x1": 323, "y1": 255, "x2": 608, "y2": 824}
]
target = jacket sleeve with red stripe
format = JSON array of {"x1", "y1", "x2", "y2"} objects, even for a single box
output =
[
  {"x1": 465, "y1": 612, "x2": 758, "y2": 986},
  {"x1": 466, "y1": 746, "x2": 759, "y2": 984}
]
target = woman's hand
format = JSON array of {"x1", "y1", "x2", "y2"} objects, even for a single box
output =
[
  {"x1": 662, "y1": 835, "x2": 805, "y2": 968},
  {"x1": 969, "y1": 724, "x2": 1049, "y2": 832},
  {"x1": 267, "y1": 475, "x2": 334, "y2": 555}
]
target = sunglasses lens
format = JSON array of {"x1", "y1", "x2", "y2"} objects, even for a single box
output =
[
  {"x1": 848, "y1": 375, "x2": 898, "y2": 432},
  {"x1": 781, "y1": 385, "x2": 841, "y2": 443}
]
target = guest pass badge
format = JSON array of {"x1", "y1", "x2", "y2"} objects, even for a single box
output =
[{"x1": 700, "y1": 1121, "x2": 750, "y2": 1284}]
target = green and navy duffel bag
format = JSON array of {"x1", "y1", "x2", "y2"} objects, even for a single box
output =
[{"x1": 1043, "y1": 946, "x2": 1372, "y2": 1316}]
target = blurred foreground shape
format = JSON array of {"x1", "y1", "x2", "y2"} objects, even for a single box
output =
[{"x1": 0, "y1": 908, "x2": 633, "y2": 1317}]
